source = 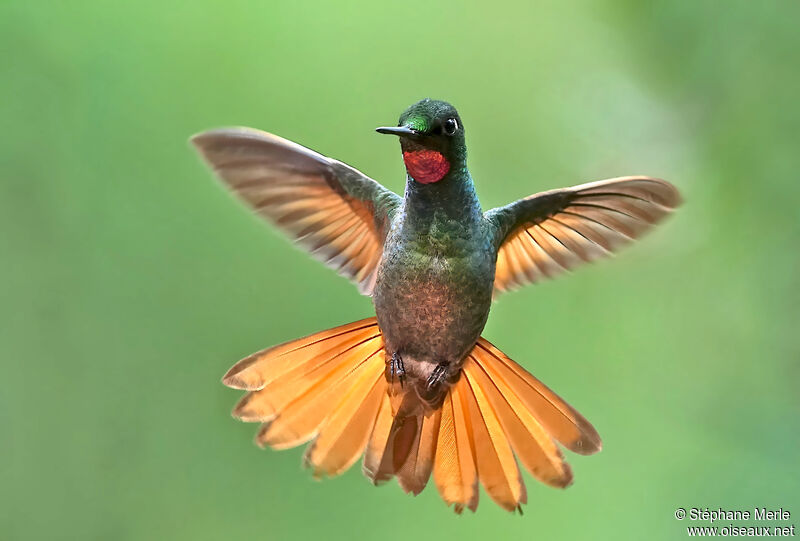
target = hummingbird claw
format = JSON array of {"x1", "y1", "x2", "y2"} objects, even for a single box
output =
[
  {"x1": 389, "y1": 352, "x2": 405, "y2": 387},
  {"x1": 426, "y1": 362, "x2": 449, "y2": 391}
]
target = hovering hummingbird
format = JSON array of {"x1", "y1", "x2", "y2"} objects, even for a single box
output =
[{"x1": 191, "y1": 98, "x2": 681, "y2": 513}]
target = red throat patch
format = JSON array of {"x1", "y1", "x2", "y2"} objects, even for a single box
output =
[{"x1": 402, "y1": 150, "x2": 450, "y2": 184}]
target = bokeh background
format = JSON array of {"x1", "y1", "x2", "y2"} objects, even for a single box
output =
[{"x1": 2, "y1": 1, "x2": 798, "y2": 539}]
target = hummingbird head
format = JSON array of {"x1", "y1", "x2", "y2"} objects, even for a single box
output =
[{"x1": 376, "y1": 98, "x2": 465, "y2": 184}]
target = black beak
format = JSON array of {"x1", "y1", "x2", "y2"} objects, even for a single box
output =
[{"x1": 375, "y1": 125, "x2": 419, "y2": 136}]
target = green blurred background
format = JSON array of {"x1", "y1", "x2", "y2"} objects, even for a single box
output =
[{"x1": 2, "y1": 1, "x2": 798, "y2": 539}]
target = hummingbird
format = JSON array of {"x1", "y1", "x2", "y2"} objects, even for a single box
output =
[{"x1": 191, "y1": 98, "x2": 681, "y2": 513}]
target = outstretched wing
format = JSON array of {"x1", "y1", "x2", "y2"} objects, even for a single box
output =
[
  {"x1": 192, "y1": 128, "x2": 401, "y2": 295},
  {"x1": 485, "y1": 176, "x2": 681, "y2": 295}
]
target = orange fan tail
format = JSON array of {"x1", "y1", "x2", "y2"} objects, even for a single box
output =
[{"x1": 223, "y1": 324, "x2": 601, "y2": 513}]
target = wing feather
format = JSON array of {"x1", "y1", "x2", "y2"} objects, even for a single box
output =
[
  {"x1": 192, "y1": 128, "x2": 401, "y2": 294},
  {"x1": 488, "y1": 176, "x2": 681, "y2": 294}
]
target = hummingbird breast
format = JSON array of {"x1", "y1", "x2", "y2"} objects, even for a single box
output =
[{"x1": 372, "y1": 214, "x2": 496, "y2": 380}]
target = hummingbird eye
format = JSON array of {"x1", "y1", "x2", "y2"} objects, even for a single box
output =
[{"x1": 443, "y1": 118, "x2": 458, "y2": 136}]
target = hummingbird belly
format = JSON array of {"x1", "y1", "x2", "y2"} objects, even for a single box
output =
[{"x1": 372, "y1": 239, "x2": 495, "y2": 383}]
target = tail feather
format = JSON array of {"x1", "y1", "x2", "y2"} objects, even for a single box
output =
[
  {"x1": 369, "y1": 390, "x2": 427, "y2": 487},
  {"x1": 231, "y1": 323, "x2": 380, "y2": 424},
  {"x1": 433, "y1": 384, "x2": 479, "y2": 513},
  {"x1": 254, "y1": 338, "x2": 384, "y2": 450},
  {"x1": 370, "y1": 412, "x2": 417, "y2": 486},
  {"x1": 224, "y1": 318, "x2": 386, "y2": 457},
  {"x1": 362, "y1": 392, "x2": 394, "y2": 484},
  {"x1": 432, "y1": 393, "x2": 466, "y2": 512},
  {"x1": 461, "y1": 368, "x2": 527, "y2": 511},
  {"x1": 223, "y1": 318, "x2": 379, "y2": 391},
  {"x1": 233, "y1": 330, "x2": 378, "y2": 424},
  {"x1": 467, "y1": 352, "x2": 573, "y2": 488},
  {"x1": 222, "y1": 322, "x2": 600, "y2": 513},
  {"x1": 304, "y1": 365, "x2": 387, "y2": 478},
  {"x1": 472, "y1": 339, "x2": 602, "y2": 455},
  {"x1": 396, "y1": 409, "x2": 441, "y2": 495},
  {"x1": 388, "y1": 415, "x2": 419, "y2": 474}
]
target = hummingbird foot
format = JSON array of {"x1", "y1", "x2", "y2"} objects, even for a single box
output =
[
  {"x1": 426, "y1": 361, "x2": 450, "y2": 392},
  {"x1": 388, "y1": 351, "x2": 406, "y2": 387}
]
